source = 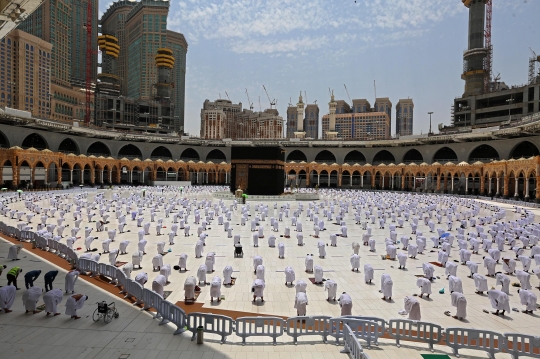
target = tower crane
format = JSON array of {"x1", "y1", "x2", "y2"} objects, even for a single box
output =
[
  {"x1": 529, "y1": 48, "x2": 539, "y2": 85},
  {"x1": 245, "y1": 88, "x2": 254, "y2": 110},
  {"x1": 263, "y1": 85, "x2": 276, "y2": 109},
  {"x1": 344, "y1": 84, "x2": 352, "y2": 103},
  {"x1": 225, "y1": 91, "x2": 231, "y2": 101}
]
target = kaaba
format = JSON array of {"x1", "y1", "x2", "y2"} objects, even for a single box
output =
[{"x1": 230, "y1": 147, "x2": 285, "y2": 195}]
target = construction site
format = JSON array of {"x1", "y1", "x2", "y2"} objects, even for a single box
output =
[{"x1": 447, "y1": 0, "x2": 540, "y2": 132}]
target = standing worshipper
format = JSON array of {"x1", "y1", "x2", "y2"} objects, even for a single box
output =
[
  {"x1": 364, "y1": 264, "x2": 374, "y2": 284},
  {"x1": 350, "y1": 254, "x2": 361, "y2": 271},
  {"x1": 324, "y1": 279, "x2": 337, "y2": 301},
  {"x1": 0, "y1": 285, "x2": 16, "y2": 313},
  {"x1": 65, "y1": 270, "x2": 79, "y2": 294},
  {"x1": 380, "y1": 273, "x2": 393, "y2": 301},
  {"x1": 294, "y1": 292, "x2": 308, "y2": 316},
  {"x1": 210, "y1": 276, "x2": 222, "y2": 302}
]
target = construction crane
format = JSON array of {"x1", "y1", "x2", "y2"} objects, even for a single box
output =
[
  {"x1": 344, "y1": 84, "x2": 352, "y2": 103},
  {"x1": 529, "y1": 48, "x2": 539, "y2": 85},
  {"x1": 483, "y1": 0, "x2": 493, "y2": 93},
  {"x1": 245, "y1": 88, "x2": 253, "y2": 110},
  {"x1": 225, "y1": 91, "x2": 230, "y2": 101},
  {"x1": 84, "y1": 0, "x2": 93, "y2": 124},
  {"x1": 262, "y1": 85, "x2": 276, "y2": 108}
]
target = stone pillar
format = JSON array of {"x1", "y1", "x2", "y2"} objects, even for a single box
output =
[
  {"x1": 30, "y1": 168, "x2": 34, "y2": 185},
  {"x1": 424, "y1": 176, "x2": 428, "y2": 191},
  {"x1": 514, "y1": 177, "x2": 519, "y2": 198},
  {"x1": 100, "y1": 170, "x2": 104, "y2": 183},
  {"x1": 317, "y1": 174, "x2": 320, "y2": 186},
  {"x1": 488, "y1": 177, "x2": 492, "y2": 194},
  {"x1": 80, "y1": 169, "x2": 84, "y2": 184},
  {"x1": 196, "y1": 172, "x2": 199, "y2": 184},
  {"x1": 12, "y1": 164, "x2": 19, "y2": 188},
  {"x1": 525, "y1": 178, "x2": 530, "y2": 199},
  {"x1": 536, "y1": 175, "x2": 540, "y2": 203},
  {"x1": 361, "y1": 175, "x2": 364, "y2": 188},
  {"x1": 451, "y1": 178, "x2": 454, "y2": 192},
  {"x1": 503, "y1": 176, "x2": 510, "y2": 198},
  {"x1": 413, "y1": 176, "x2": 416, "y2": 189},
  {"x1": 176, "y1": 171, "x2": 179, "y2": 181},
  {"x1": 57, "y1": 166, "x2": 62, "y2": 185},
  {"x1": 129, "y1": 170, "x2": 133, "y2": 183},
  {"x1": 401, "y1": 175, "x2": 405, "y2": 190},
  {"x1": 496, "y1": 177, "x2": 500, "y2": 196},
  {"x1": 436, "y1": 176, "x2": 441, "y2": 192},
  {"x1": 382, "y1": 175, "x2": 385, "y2": 189},
  {"x1": 306, "y1": 172, "x2": 310, "y2": 187},
  {"x1": 327, "y1": 173, "x2": 330, "y2": 187},
  {"x1": 480, "y1": 176, "x2": 485, "y2": 194},
  {"x1": 338, "y1": 173, "x2": 342, "y2": 187},
  {"x1": 70, "y1": 169, "x2": 73, "y2": 183},
  {"x1": 371, "y1": 174, "x2": 375, "y2": 188},
  {"x1": 349, "y1": 174, "x2": 352, "y2": 187},
  {"x1": 465, "y1": 177, "x2": 468, "y2": 194},
  {"x1": 90, "y1": 168, "x2": 95, "y2": 184},
  {"x1": 109, "y1": 170, "x2": 112, "y2": 183},
  {"x1": 44, "y1": 168, "x2": 48, "y2": 185}
]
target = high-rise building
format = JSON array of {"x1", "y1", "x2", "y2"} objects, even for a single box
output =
[
  {"x1": 461, "y1": 0, "x2": 488, "y2": 97},
  {"x1": 396, "y1": 99, "x2": 414, "y2": 136},
  {"x1": 18, "y1": 0, "x2": 92, "y2": 122},
  {"x1": 286, "y1": 106, "x2": 297, "y2": 138},
  {"x1": 0, "y1": 30, "x2": 52, "y2": 118},
  {"x1": 304, "y1": 104, "x2": 319, "y2": 139},
  {"x1": 200, "y1": 99, "x2": 283, "y2": 140},
  {"x1": 374, "y1": 97, "x2": 392, "y2": 135},
  {"x1": 286, "y1": 103, "x2": 318, "y2": 139},
  {"x1": 70, "y1": 0, "x2": 98, "y2": 88},
  {"x1": 97, "y1": 0, "x2": 188, "y2": 133},
  {"x1": 322, "y1": 111, "x2": 390, "y2": 140}
]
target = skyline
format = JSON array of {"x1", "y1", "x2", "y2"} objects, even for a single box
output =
[{"x1": 106, "y1": 0, "x2": 538, "y2": 136}]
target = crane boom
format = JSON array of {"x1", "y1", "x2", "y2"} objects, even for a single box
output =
[
  {"x1": 225, "y1": 91, "x2": 230, "y2": 101},
  {"x1": 344, "y1": 84, "x2": 352, "y2": 103},
  {"x1": 245, "y1": 88, "x2": 253, "y2": 110},
  {"x1": 262, "y1": 85, "x2": 276, "y2": 108}
]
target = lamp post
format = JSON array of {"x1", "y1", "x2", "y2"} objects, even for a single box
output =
[
  {"x1": 506, "y1": 97, "x2": 514, "y2": 122},
  {"x1": 428, "y1": 112, "x2": 434, "y2": 135}
]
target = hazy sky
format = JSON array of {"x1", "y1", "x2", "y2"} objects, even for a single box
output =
[{"x1": 100, "y1": 0, "x2": 540, "y2": 137}]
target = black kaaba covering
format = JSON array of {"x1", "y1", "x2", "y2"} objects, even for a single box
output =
[{"x1": 230, "y1": 147, "x2": 285, "y2": 196}]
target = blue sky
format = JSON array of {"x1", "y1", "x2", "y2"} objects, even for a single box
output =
[{"x1": 100, "y1": 0, "x2": 540, "y2": 137}]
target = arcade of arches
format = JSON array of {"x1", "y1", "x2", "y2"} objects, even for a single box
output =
[{"x1": 2, "y1": 147, "x2": 540, "y2": 202}]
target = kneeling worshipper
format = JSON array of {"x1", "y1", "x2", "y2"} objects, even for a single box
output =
[
  {"x1": 294, "y1": 291, "x2": 308, "y2": 316},
  {"x1": 338, "y1": 292, "x2": 353, "y2": 315},
  {"x1": 404, "y1": 296, "x2": 421, "y2": 321},
  {"x1": 0, "y1": 285, "x2": 16, "y2": 313},
  {"x1": 487, "y1": 289, "x2": 510, "y2": 316},
  {"x1": 22, "y1": 286, "x2": 42, "y2": 314},
  {"x1": 450, "y1": 292, "x2": 467, "y2": 320},
  {"x1": 43, "y1": 288, "x2": 63, "y2": 316},
  {"x1": 65, "y1": 294, "x2": 88, "y2": 319}
]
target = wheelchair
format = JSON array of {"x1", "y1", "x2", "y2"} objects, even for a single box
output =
[
  {"x1": 234, "y1": 244, "x2": 243, "y2": 257},
  {"x1": 93, "y1": 301, "x2": 119, "y2": 323}
]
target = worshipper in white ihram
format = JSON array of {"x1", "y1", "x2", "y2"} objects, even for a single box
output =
[
  {"x1": 197, "y1": 264, "x2": 209, "y2": 285},
  {"x1": 252, "y1": 279, "x2": 265, "y2": 302},
  {"x1": 253, "y1": 255, "x2": 263, "y2": 274},
  {"x1": 473, "y1": 273, "x2": 489, "y2": 294},
  {"x1": 184, "y1": 276, "x2": 197, "y2": 301},
  {"x1": 152, "y1": 274, "x2": 167, "y2": 297},
  {"x1": 178, "y1": 253, "x2": 188, "y2": 271},
  {"x1": 43, "y1": 288, "x2": 63, "y2": 316},
  {"x1": 404, "y1": 296, "x2": 421, "y2": 321},
  {"x1": 135, "y1": 272, "x2": 148, "y2": 287},
  {"x1": 495, "y1": 273, "x2": 510, "y2": 294},
  {"x1": 325, "y1": 279, "x2": 337, "y2": 301},
  {"x1": 416, "y1": 277, "x2": 432, "y2": 298},
  {"x1": 380, "y1": 273, "x2": 393, "y2": 301},
  {"x1": 294, "y1": 292, "x2": 308, "y2": 316},
  {"x1": 278, "y1": 242, "x2": 285, "y2": 258},
  {"x1": 65, "y1": 270, "x2": 80, "y2": 294},
  {"x1": 210, "y1": 276, "x2": 222, "y2": 302},
  {"x1": 448, "y1": 275, "x2": 463, "y2": 294},
  {"x1": 223, "y1": 265, "x2": 233, "y2": 285},
  {"x1": 397, "y1": 252, "x2": 407, "y2": 269},
  {"x1": 338, "y1": 292, "x2": 353, "y2": 315},
  {"x1": 487, "y1": 289, "x2": 510, "y2": 316},
  {"x1": 305, "y1": 254, "x2": 314, "y2": 272},
  {"x1": 364, "y1": 264, "x2": 374, "y2": 284},
  {"x1": 7, "y1": 244, "x2": 22, "y2": 261},
  {"x1": 65, "y1": 294, "x2": 88, "y2": 319},
  {"x1": 314, "y1": 265, "x2": 324, "y2": 284},
  {"x1": 350, "y1": 254, "x2": 361, "y2": 271},
  {"x1": 284, "y1": 266, "x2": 295, "y2": 285},
  {"x1": 450, "y1": 292, "x2": 467, "y2": 320},
  {"x1": 295, "y1": 279, "x2": 307, "y2": 293},
  {"x1": 0, "y1": 285, "x2": 16, "y2": 313},
  {"x1": 518, "y1": 289, "x2": 537, "y2": 314}
]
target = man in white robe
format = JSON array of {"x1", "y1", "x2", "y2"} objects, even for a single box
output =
[
  {"x1": 108, "y1": 249, "x2": 119, "y2": 266},
  {"x1": 205, "y1": 252, "x2": 215, "y2": 273},
  {"x1": 197, "y1": 264, "x2": 208, "y2": 285},
  {"x1": 253, "y1": 255, "x2": 263, "y2": 274},
  {"x1": 295, "y1": 279, "x2": 307, "y2": 294},
  {"x1": 314, "y1": 265, "x2": 324, "y2": 284},
  {"x1": 422, "y1": 263, "x2": 435, "y2": 281},
  {"x1": 119, "y1": 240, "x2": 130, "y2": 254},
  {"x1": 152, "y1": 274, "x2": 167, "y2": 297},
  {"x1": 416, "y1": 277, "x2": 432, "y2": 298},
  {"x1": 195, "y1": 240, "x2": 204, "y2": 258},
  {"x1": 516, "y1": 270, "x2": 532, "y2": 290},
  {"x1": 252, "y1": 279, "x2": 265, "y2": 302},
  {"x1": 350, "y1": 254, "x2": 361, "y2": 271},
  {"x1": 364, "y1": 264, "x2": 374, "y2": 284},
  {"x1": 210, "y1": 276, "x2": 222, "y2": 302},
  {"x1": 380, "y1": 273, "x2": 393, "y2": 301},
  {"x1": 65, "y1": 270, "x2": 79, "y2": 294},
  {"x1": 223, "y1": 265, "x2": 233, "y2": 285},
  {"x1": 502, "y1": 257, "x2": 516, "y2": 274},
  {"x1": 451, "y1": 292, "x2": 467, "y2": 320},
  {"x1": 483, "y1": 256, "x2": 497, "y2": 276},
  {"x1": 256, "y1": 265, "x2": 265, "y2": 281},
  {"x1": 445, "y1": 262, "x2": 458, "y2": 278},
  {"x1": 397, "y1": 252, "x2": 407, "y2": 269},
  {"x1": 305, "y1": 254, "x2": 314, "y2": 273},
  {"x1": 408, "y1": 244, "x2": 418, "y2": 259},
  {"x1": 7, "y1": 244, "x2": 22, "y2": 261},
  {"x1": 404, "y1": 296, "x2": 421, "y2": 321},
  {"x1": 102, "y1": 238, "x2": 112, "y2": 253},
  {"x1": 278, "y1": 242, "x2": 285, "y2": 258},
  {"x1": 22, "y1": 286, "x2": 42, "y2": 314},
  {"x1": 518, "y1": 289, "x2": 537, "y2": 314},
  {"x1": 487, "y1": 289, "x2": 510, "y2": 316},
  {"x1": 42, "y1": 288, "x2": 63, "y2": 316},
  {"x1": 268, "y1": 235, "x2": 276, "y2": 247},
  {"x1": 330, "y1": 234, "x2": 337, "y2": 247},
  {"x1": 184, "y1": 276, "x2": 197, "y2": 301},
  {"x1": 324, "y1": 279, "x2": 337, "y2": 301},
  {"x1": 466, "y1": 261, "x2": 478, "y2": 278},
  {"x1": 318, "y1": 241, "x2": 326, "y2": 258},
  {"x1": 338, "y1": 292, "x2": 353, "y2": 315},
  {"x1": 294, "y1": 292, "x2": 308, "y2": 316},
  {"x1": 178, "y1": 253, "x2": 188, "y2": 271},
  {"x1": 448, "y1": 275, "x2": 463, "y2": 293},
  {"x1": 135, "y1": 272, "x2": 148, "y2": 287},
  {"x1": 473, "y1": 273, "x2": 488, "y2": 294},
  {"x1": 65, "y1": 294, "x2": 88, "y2": 319},
  {"x1": 495, "y1": 273, "x2": 510, "y2": 294},
  {"x1": 0, "y1": 285, "x2": 16, "y2": 313},
  {"x1": 297, "y1": 233, "x2": 304, "y2": 246}
]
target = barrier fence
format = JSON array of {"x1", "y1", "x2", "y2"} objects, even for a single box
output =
[{"x1": 0, "y1": 220, "x2": 539, "y2": 356}]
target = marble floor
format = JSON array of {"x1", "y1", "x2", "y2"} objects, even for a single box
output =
[{"x1": 0, "y1": 187, "x2": 538, "y2": 359}]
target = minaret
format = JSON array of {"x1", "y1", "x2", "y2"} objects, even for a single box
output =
[
  {"x1": 294, "y1": 91, "x2": 306, "y2": 138},
  {"x1": 326, "y1": 90, "x2": 338, "y2": 139}
]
